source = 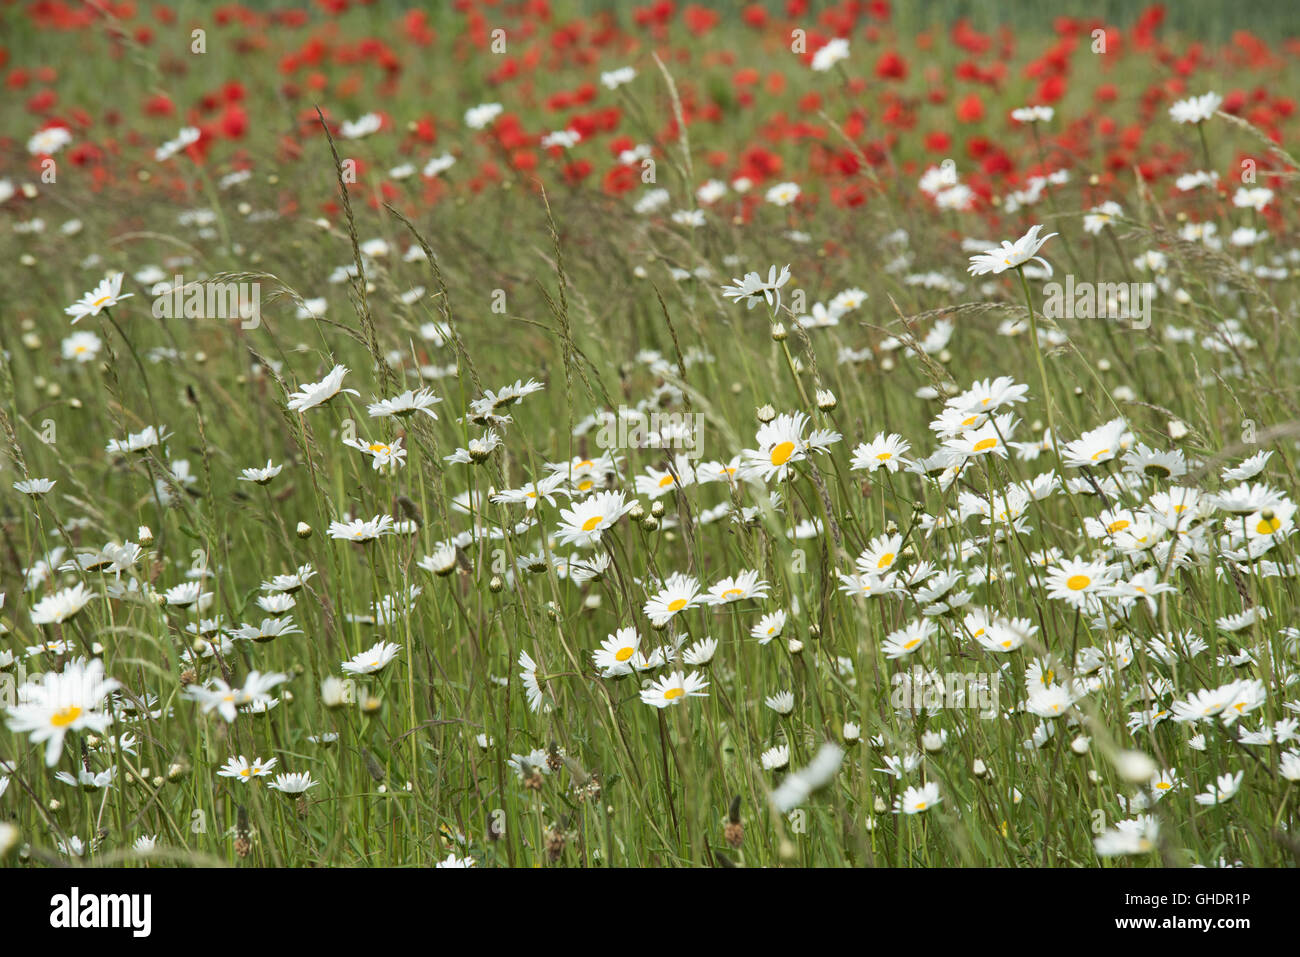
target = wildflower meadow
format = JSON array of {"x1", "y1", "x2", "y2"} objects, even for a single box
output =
[{"x1": 1, "y1": 0, "x2": 1299, "y2": 888}]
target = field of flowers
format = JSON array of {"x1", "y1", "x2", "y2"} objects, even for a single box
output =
[{"x1": 1, "y1": 0, "x2": 1299, "y2": 871}]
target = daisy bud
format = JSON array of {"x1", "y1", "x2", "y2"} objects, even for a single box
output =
[
  {"x1": 921, "y1": 730, "x2": 945, "y2": 753},
  {"x1": 21, "y1": 332, "x2": 41, "y2": 350},
  {"x1": 808, "y1": 623, "x2": 821, "y2": 641},
  {"x1": 973, "y1": 759, "x2": 989, "y2": 778},
  {"x1": 1070, "y1": 735, "x2": 1091, "y2": 755},
  {"x1": 48, "y1": 800, "x2": 61, "y2": 813},
  {"x1": 756, "y1": 404, "x2": 776, "y2": 424},
  {"x1": 1114, "y1": 749, "x2": 1156, "y2": 783},
  {"x1": 1088, "y1": 173, "x2": 1100, "y2": 185},
  {"x1": 787, "y1": 637, "x2": 803, "y2": 655},
  {"x1": 69, "y1": 397, "x2": 83, "y2": 409},
  {"x1": 641, "y1": 515, "x2": 659, "y2": 532},
  {"x1": 20, "y1": 254, "x2": 35, "y2": 267},
  {"x1": 489, "y1": 575, "x2": 504, "y2": 593},
  {"x1": 137, "y1": 525, "x2": 153, "y2": 545},
  {"x1": 873, "y1": 796, "x2": 888, "y2": 813},
  {"x1": 1097, "y1": 358, "x2": 1111, "y2": 372},
  {"x1": 628, "y1": 501, "x2": 645, "y2": 520},
  {"x1": 650, "y1": 500, "x2": 665, "y2": 518},
  {"x1": 880, "y1": 357, "x2": 895, "y2": 372},
  {"x1": 842, "y1": 721, "x2": 860, "y2": 744},
  {"x1": 815, "y1": 389, "x2": 837, "y2": 411},
  {"x1": 321, "y1": 677, "x2": 350, "y2": 709},
  {"x1": 1087, "y1": 769, "x2": 1101, "y2": 783},
  {"x1": 168, "y1": 762, "x2": 187, "y2": 781},
  {"x1": 152, "y1": 775, "x2": 164, "y2": 787},
  {"x1": 0, "y1": 823, "x2": 18, "y2": 859},
  {"x1": 1168, "y1": 420, "x2": 1189, "y2": 440},
  {"x1": 296, "y1": 521, "x2": 312, "y2": 539},
  {"x1": 770, "y1": 322, "x2": 787, "y2": 341}
]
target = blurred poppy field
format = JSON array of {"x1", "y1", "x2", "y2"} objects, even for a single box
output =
[{"x1": 2, "y1": 0, "x2": 1300, "y2": 870}]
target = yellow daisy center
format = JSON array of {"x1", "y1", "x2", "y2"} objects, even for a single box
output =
[
  {"x1": 1066, "y1": 574, "x2": 1091, "y2": 590},
  {"x1": 581, "y1": 515, "x2": 604, "y2": 532},
  {"x1": 1107, "y1": 519, "x2": 1130, "y2": 533},
  {"x1": 877, "y1": 552, "x2": 895, "y2": 569},
  {"x1": 663, "y1": 687, "x2": 684, "y2": 701},
  {"x1": 657, "y1": 474, "x2": 675, "y2": 488},
  {"x1": 50, "y1": 706, "x2": 82, "y2": 727},
  {"x1": 1257, "y1": 517, "x2": 1281, "y2": 535},
  {"x1": 666, "y1": 598, "x2": 688, "y2": 612},
  {"x1": 1090, "y1": 448, "x2": 1109, "y2": 461},
  {"x1": 615, "y1": 647, "x2": 635, "y2": 662},
  {"x1": 973, "y1": 437, "x2": 998, "y2": 452},
  {"x1": 770, "y1": 441, "x2": 797, "y2": 466}
]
